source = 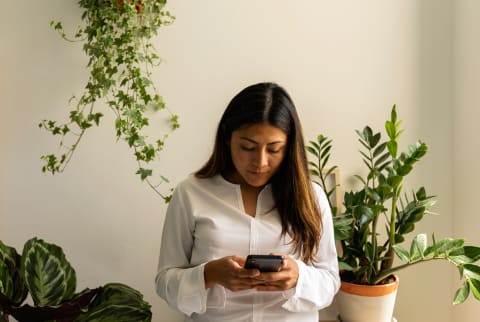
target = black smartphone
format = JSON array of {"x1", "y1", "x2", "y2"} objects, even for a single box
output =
[{"x1": 244, "y1": 255, "x2": 284, "y2": 272}]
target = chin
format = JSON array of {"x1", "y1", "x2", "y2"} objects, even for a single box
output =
[{"x1": 245, "y1": 175, "x2": 271, "y2": 187}]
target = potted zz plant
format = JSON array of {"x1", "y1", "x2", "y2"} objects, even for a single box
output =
[
  {"x1": 307, "y1": 106, "x2": 480, "y2": 322},
  {"x1": 0, "y1": 237, "x2": 151, "y2": 322}
]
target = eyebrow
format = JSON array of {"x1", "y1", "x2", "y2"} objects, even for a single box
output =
[{"x1": 239, "y1": 137, "x2": 285, "y2": 145}]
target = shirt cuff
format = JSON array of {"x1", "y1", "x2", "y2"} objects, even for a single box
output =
[
  {"x1": 177, "y1": 263, "x2": 209, "y2": 316},
  {"x1": 176, "y1": 263, "x2": 227, "y2": 316},
  {"x1": 281, "y1": 259, "x2": 318, "y2": 312}
]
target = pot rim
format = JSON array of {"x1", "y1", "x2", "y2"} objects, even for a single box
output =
[{"x1": 340, "y1": 274, "x2": 399, "y2": 297}]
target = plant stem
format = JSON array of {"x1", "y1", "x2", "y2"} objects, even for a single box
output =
[
  {"x1": 368, "y1": 145, "x2": 379, "y2": 281},
  {"x1": 374, "y1": 256, "x2": 455, "y2": 284}
]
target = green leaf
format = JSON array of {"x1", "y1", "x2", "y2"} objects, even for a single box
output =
[
  {"x1": 374, "y1": 152, "x2": 390, "y2": 167},
  {"x1": 21, "y1": 237, "x2": 76, "y2": 307},
  {"x1": 387, "y1": 175, "x2": 402, "y2": 188},
  {"x1": 463, "y1": 264, "x2": 480, "y2": 281},
  {"x1": 397, "y1": 164, "x2": 413, "y2": 176},
  {"x1": 385, "y1": 121, "x2": 396, "y2": 140},
  {"x1": 387, "y1": 141, "x2": 397, "y2": 157},
  {"x1": 433, "y1": 238, "x2": 464, "y2": 256},
  {"x1": 0, "y1": 240, "x2": 28, "y2": 304},
  {"x1": 51, "y1": 21, "x2": 63, "y2": 31},
  {"x1": 393, "y1": 245, "x2": 410, "y2": 262},
  {"x1": 373, "y1": 142, "x2": 387, "y2": 158},
  {"x1": 464, "y1": 246, "x2": 480, "y2": 262},
  {"x1": 0, "y1": 260, "x2": 14, "y2": 299},
  {"x1": 410, "y1": 234, "x2": 427, "y2": 260},
  {"x1": 88, "y1": 113, "x2": 104, "y2": 126},
  {"x1": 370, "y1": 132, "x2": 381, "y2": 148},
  {"x1": 357, "y1": 205, "x2": 374, "y2": 226},
  {"x1": 75, "y1": 283, "x2": 152, "y2": 322},
  {"x1": 338, "y1": 261, "x2": 354, "y2": 271},
  {"x1": 333, "y1": 215, "x2": 353, "y2": 241},
  {"x1": 469, "y1": 278, "x2": 480, "y2": 301},
  {"x1": 454, "y1": 281, "x2": 470, "y2": 305},
  {"x1": 306, "y1": 146, "x2": 318, "y2": 157},
  {"x1": 416, "y1": 186, "x2": 427, "y2": 200},
  {"x1": 136, "y1": 168, "x2": 152, "y2": 180}
]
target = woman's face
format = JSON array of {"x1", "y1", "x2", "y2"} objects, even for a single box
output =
[{"x1": 229, "y1": 123, "x2": 288, "y2": 188}]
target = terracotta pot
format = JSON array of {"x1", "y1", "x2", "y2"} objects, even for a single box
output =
[{"x1": 337, "y1": 275, "x2": 399, "y2": 322}]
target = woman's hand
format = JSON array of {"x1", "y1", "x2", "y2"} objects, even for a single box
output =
[
  {"x1": 204, "y1": 255, "x2": 263, "y2": 292},
  {"x1": 253, "y1": 254, "x2": 299, "y2": 292}
]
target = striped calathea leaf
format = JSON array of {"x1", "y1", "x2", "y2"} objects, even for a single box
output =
[
  {"x1": 0, "y1": 240, "x2": 28, "y2": 304},
  {"x1": 74, "y1": 283, "x2": 152, "y2": 322},
  {"x1": 1, "y1": 238, "x2": 151, "y2": 321},
  {"x1": 20, "y1": 237, "x2": 76, "y2": 307}
]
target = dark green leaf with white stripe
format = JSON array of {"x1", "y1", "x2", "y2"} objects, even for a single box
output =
[{"x1": 21, "y1": 238, "x2": 76, "y2": 307}]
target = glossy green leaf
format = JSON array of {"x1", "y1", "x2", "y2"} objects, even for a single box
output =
[
  {"x1": 387, "y1": 140, "x2": 397, "y2": 157},
  {"x1": 385, "y1": 121, "x2": 396, "y2": 140},
  {"x1": 393, "y1": 245, "x2": 410, "y2": 262},
  {"x1": 0, "y1": 241, "x2": 27, "y2": 304},
  {"x1": 333, "y1": 215, "x2": 354, "y2": 241},
  {"x1": 410, "y1": 234, "x2": 427, "y2": 260},
  {"x1": 469, "y1": 278, "x2": 480, "y2": 301},
  {"x1": 306, "y1": 146, "x2": 318, "y2": 157},
  {"x1": 464, "y1": 246, "x2": 480, "y2": 262},
  {"x1": 338, "y1": 261, "x2": 354, "y2": 271},
  {"x1": 463, "y1": 264, "x2": 480, "y2": 281},
  {"x1": 21, "y1": 238, "x2": 76, "y2": 307},
  {"x1": 75, "y1": 283, "x2": 152, "y2": 322},
  {"x1": 0, "y1": 260, "x2": 13, "y2": 299},
  {"x1": 453, "y1": 281, "x2": 470, "y2": 305}
]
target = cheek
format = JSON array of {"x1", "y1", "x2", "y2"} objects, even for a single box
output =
[{"x1": 231, "y1": 149, "x2": 249, "y2": 167}]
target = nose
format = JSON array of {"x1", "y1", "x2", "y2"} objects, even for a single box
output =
[{"x1": 253, "y1": 149, "x2": 268, "y2": 168}]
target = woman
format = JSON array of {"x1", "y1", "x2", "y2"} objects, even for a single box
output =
[{"x1": 155, "y1": 82, "x2": 339, "y2": 322}]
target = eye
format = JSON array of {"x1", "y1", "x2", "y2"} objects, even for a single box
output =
[
  {"x1": 268, "y1": 149, "x2": 284, "y2": 155},
  {"x1": 240, "y1": 146, "x2": 255, "y2": 152}
]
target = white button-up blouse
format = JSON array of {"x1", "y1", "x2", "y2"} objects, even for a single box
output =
[{"x1": 155, "y1": 174, "x2": 340, "y2": 322}]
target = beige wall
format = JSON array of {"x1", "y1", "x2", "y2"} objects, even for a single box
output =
[
  {"x1": 452, "y1": 1, "x2": 480, "y2": 321},
  {"x1": 1, "y1": 1, "x2": 476, "y2": 321}
]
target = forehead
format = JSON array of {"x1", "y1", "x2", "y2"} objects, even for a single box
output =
[{"x1": 232, "y1": 123, "x2": 287, "y2": 143}]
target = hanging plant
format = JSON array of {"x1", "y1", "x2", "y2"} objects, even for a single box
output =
[{"x1": 39, "y1": 0, "x2": 178, "y2": 202}]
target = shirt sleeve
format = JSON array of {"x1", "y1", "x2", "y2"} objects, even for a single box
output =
[
  {"x1": 154, "y1": 182, "x2": 211, "y2": 316},
  {"x1": 281, "y1": 183, "x2": 341, "y2": 312}
]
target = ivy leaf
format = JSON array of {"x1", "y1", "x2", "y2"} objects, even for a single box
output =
[
  {"x1": 88, "y1": 112, "x2": 104, "y2": 126},
  {"x1": 136, "y1": 168, "x2": 152, "y2": 181}
]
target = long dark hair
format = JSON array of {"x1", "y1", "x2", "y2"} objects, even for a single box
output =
[{"x1": 196, "y1": 82, "x2": 322, "y2": 264}]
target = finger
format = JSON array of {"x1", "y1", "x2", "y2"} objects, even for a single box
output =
[
  {"x1": 230, "y1": 255, "x2": 246, "y2": 267},
  {"x1": 239, "y1": 268, "x2": 261, "y2": 278}
]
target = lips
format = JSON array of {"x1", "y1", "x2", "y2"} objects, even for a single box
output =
[{"x1": 248, "y1": 170, "x2": 268, "y2": 175}]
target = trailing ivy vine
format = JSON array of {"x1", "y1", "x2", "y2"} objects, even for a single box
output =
[{"x1": 40, "y1": 0, "x2": 178, "y2": 202}]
